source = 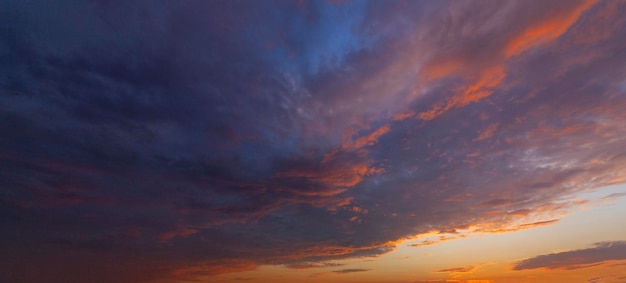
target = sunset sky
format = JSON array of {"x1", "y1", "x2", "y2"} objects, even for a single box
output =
[{"x1": 1, "y1": 0, "x2": 626, "y2": 282}]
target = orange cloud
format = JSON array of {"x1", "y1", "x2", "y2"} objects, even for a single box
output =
[
  {"x1": 411, "y1": 280, "x2": 492, "y2": 283},
  {"x1": 506, "y1": 209, "x2": 532, "y2": 217},
  {"x1": 343, "y1": 124, "x2": 392, "y2": 151},
  {"x1": 420, "y1": 58, "x2": 464, "y2": 83},
  {"x1": 473, "y1": 219, "x2": 560, "y2": 234},
  {"x1": 410, "y1": 280, "x2": 464, "y2": 283},
  {"x1": 285, "y1": 243, "x2": 393, "y2": 260},
  {"x1": 474, "y1": 123, "x2": 500, "y2": 142},
  {"x1": 332, "y1": 268, "x2": 371, "y2": 274},
  {"x1": 418, "y1": 66, "x2": 506, "y2": 121},
  {"x1": 273, "y1": 124, "x2": 390, "y2": 196},
  {"x1": 470, "y1": 198, "x2": 583, "y2": 234},
  {"x1": 408, "y1": 234, "x2": 467, "y2": 248},
  {"x1": 436, "y1": 266, "x2": 476, "y2": 274},
  {"x1": 394, "y1": 111, "x2": 416, "y2": 121},
  {"x1": 415, "y1": 1, "x2": 598, "y2": 123},
  {"x1": 517, "y1": 219, "x2": 560, "y2": 229},
  {"x1": 275, "y1": 160, "x2": 380, "y2": 192},
  {"x1": 453, "y1": 66, "x2": 506, "y2": 106},
  {"x1": 504, "y1": 0, "x2": 597, "y2": 57},
  {"x1": 284, "y1": 262, "x2": 344, "y2": 269}
]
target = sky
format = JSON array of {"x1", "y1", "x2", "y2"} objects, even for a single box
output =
[{"x1": 1, "y1": 0, "x2": 626, "y2": 282}]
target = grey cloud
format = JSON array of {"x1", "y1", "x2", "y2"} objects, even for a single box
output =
[{"x1": 514, "y1": 241, "x2": 626, "y2": 270}]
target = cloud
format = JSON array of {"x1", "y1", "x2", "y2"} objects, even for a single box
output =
[
  {"x1": 1, "y1": 0, "x2": 626, "y2": 282},
  {"x1": 418, "y1": 66, "x2": 506, "y2": 121},
  {"x1": 473, "y1": 123, "x2": 500, "y2": 142},
  {"x1": 408, "y1": 234, "x2": 467, "y2": 248},
  {"x1": 332, "y1": 268, "x2": 371, "y2": 274},
  {"x1": 435, "y1": 266, "x2": 475, "y2": 273},
  {"x1": 284, "y1": 262, "x2": 345, "y2": 269},
  {"x1": 517, "y1": 219, "x2": 559, "y2": 229},
  {"x1": 601, "y1": 192, "x2": 626, "y2": 201},
  {"x1": 410, "y1": 280, "x2": 491, "y2": 283},
  {"x1": 344, "y1": 124, "x2": 392, "y2": 151},
  {"x1": 503, "y1": 0, "x2": 597, "y2": 57},
  {"x1": 473, "y1": 219, "x2": 560, "y2": 234},
  {"x1": 513, "y1": 241, "x2": 626, "y2": 270},
  {"x1": 159, "y1": 227, "x2": 198, "y2": 242}
]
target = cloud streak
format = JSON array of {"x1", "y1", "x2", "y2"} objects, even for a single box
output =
[
  {"x1": 435, "y1": 266, "x2": 476, "y2": 273},
  {"x1": 514, "y1": 241, "x2": 626, "y2": 270},
  {"x1": 332, "y1": 268, "x2": 372, "y2": 274}
]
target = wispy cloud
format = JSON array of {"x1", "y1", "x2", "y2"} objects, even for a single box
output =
[
  {"x1": 435, "y1": 266, "x2": 475, "y2": 273},
  {"x1": 514, "y1": 241, "x2": 626, "y2": 270},
  {"x1": 284, "y1": 262, "x2": 345, "y2": 270},
  {"x1": 332, "y1": 268, "x2": 372, "y2": 274},
  {"x1": 601, "y1": 192, "x2": 626, "y2": 201}
]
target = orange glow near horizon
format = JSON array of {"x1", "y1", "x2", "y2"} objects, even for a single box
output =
[{"x1": 175, "y1": 185, "x2": 626, "y2": 283}]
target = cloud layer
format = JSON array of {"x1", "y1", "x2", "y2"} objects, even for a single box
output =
[
  {"x1": 1, "y1": 0, "x2": 626, "y2": 282},
  {"x1": 514, "y1": 241, "x2": 626, "y2": 270}
]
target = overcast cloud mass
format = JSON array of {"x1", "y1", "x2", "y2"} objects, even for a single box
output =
[{"x1": 1, "y1": 0, "x2": 626, "y2": 282}]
